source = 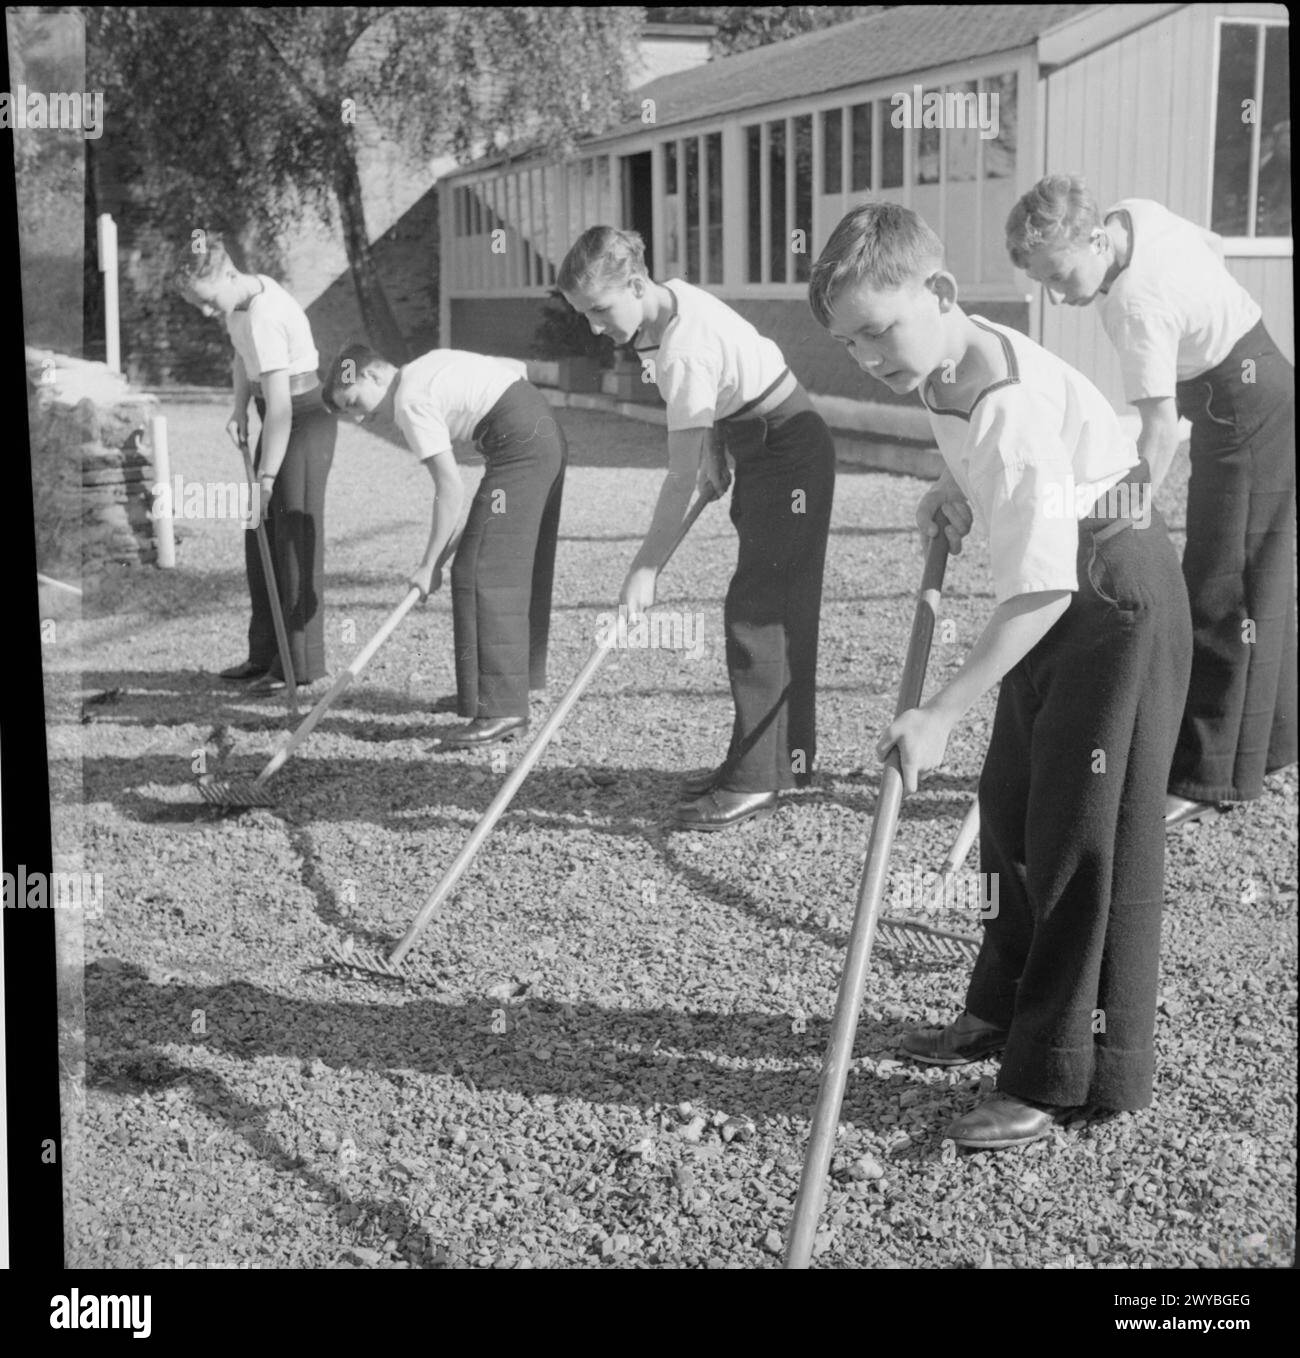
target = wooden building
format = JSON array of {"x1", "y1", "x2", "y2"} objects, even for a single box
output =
[{"x1": 439, "y1": 4, "x2": 1292, "y2": 435}]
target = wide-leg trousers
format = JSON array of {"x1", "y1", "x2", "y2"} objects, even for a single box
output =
[
  {"x1": 451, "y1": 380, "x2": 567, "y2": 720},
  {"x1": 1170, "y1": 320, "x2": 1296, "y2": 803},
  {"x1": 967, "y1": 487, "x2": 1192, "y2": 1111},
  {"x1": 715, "y1": 387, "x2": 836, "y2": 793},
  {"x1": 248, "y1": 390, "x2": 336, "y2": 682}
]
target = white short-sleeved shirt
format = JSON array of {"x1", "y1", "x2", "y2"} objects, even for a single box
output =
[
  {"x1": 922, "y1": 318, "x2": 1139, "y2": 604},
  {"x1": 225, "y1": 276, "x2": 320, "y2": 386},
  {"x1": 392, "y1": 350, "x2": 526, "y2": 460},
  {"x1": 635, "y1": 279, "x2": 789, "y2": 431},
  {"x1": 1096, "y1": 199, "x2": 1262, "y2": 403}
]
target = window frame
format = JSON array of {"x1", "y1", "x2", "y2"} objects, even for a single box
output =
[{"x1": 1208, "y1": 15, "x2": 1292, "y2": 257}]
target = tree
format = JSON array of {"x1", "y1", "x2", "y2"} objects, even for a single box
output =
[
  {"x1": 644, "y1": 6, "x2": 878, "y2": 57},
  {"x1": 87, "y1": 7, "x2": 644, "y2": 366}
]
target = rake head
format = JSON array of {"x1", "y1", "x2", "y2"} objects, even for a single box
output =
[
  {"x1": 318, "y1": 938, "x2": 448, "y2": 986},
  {"x1": 196, "y1": 773, "x2": 276, "y2": 809}
]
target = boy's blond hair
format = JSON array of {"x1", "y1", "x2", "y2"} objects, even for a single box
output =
[
  {"x1": 557, "y1": 225, "x2": 648, "y2": 294},
  {"x1": 1005, "y1": 174, "x2": 1101, "y2": 268}
]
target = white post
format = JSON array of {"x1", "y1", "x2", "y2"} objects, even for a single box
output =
[
  {"x1": 150, "y1": 414, "x2": 176, "y2": 569},
  {"x1": 96, "y1": 213, "x2": 120, "y2": 374}
]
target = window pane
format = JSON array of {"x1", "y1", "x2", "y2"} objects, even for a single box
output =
[
  {"x1": 823, "y1": 108, "x2": 842, "y2": 194},
  {"x1": 769, "y1": 119, "x2": 787, "y2": 283},
  {"x1": 880, "y1": 104, "x2": 904, "y2": 189},
  {"x1": 946, "y1": 81, "x2": 978, "y2": 182},
  {"x1": 916, "y1": 89, "x2": 940, "y2": 186},
  {"x1": 1212, "y1": 23, "x2": 1259, "y2": 235},
  {"x1": 1258, "y1": 26, "x2": 1291, "y2": 236},
  {"x1": 706, "y1": 132, "x2": 723, "y2": 284},
  {"x1": 982, "y1": 73, "x2": 1017, "y2": 179},
  {"x1": 746, "y1": 124, "x2": 762, "y2": 282},
  {"x1": 663, "y1": 141, "x2": 680, "y2": 274},
  {"x1": 850, "y1": 102, "x2": 872, "y2": 192},
  {"x1": 686, "y1": 137, "x2": 700, "y2": 281},
  {"x1": 794, "y1": 114, "x2": 813, "y2": 282}
]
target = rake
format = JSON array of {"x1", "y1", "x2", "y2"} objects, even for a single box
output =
[
  {"x1": 877, "y1": 796, "x2": 981, "y2": 956},
  {"x1": 324, "y1": 487, "x2": 719, "y2": 982},
  {"x1": 198, "y1": 586, "x2": 422, "y2": 808},
  {"x1": 784, "y1": 511, "x2": 952, "y2": 1269}
]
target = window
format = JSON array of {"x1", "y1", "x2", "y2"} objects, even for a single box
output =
[
  {"x1": 745, "y1": 115, "x2": 814, "y2": 282},
  {"x1": 744, "y1": 71, "x2": 1020, "y2": 288},
  {"x1": 823, "y1": 108, "x2": 843, "y2": 195},
  {"x1": 1212, "y1": 21, "x2": 1290, "y2": 237},
  {"x1": 705, "y1": 133, "x2": 723, "y2": 284},
  {"x1": 747, "y1": 125, "x2": 762, "y2": 283},
  {"x1": 850, "y1": 103, "x2": 872, "y2": 192},
  {"x1": 660, "y1": 134, "x2": 724, "y2": 283}
]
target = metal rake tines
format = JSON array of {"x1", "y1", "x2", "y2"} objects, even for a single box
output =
[
  {"x1": 196, "y1": 773, "x2": 275, "y2": 808},
  {"x1": 320, "y1": 939, "x2": 445, "y2": 985},
  {"x1": 876, "y1": 914, "x2": 980, "y2": 960}
]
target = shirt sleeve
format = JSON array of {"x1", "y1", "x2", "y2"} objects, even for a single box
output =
[
  {"x1": 965, "y1": 391, "x2": 1080, "y2": 604},
  {"x1": 394, "y1": 398, "x2": 454, "y2": 461},
  {"x1": 245, "y1": 298, "x2": 291, "y2": 377},
  {"x1": 1102, "y1": 305, "x2": 1182, "y2": 403},
  {"x1": 658, "y1": 353, "x2": 721, "y2": 430}
]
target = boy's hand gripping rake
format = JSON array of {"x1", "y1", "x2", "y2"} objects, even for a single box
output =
[
  {"x1": 197, "y1": 587, "x2": 422, "y2": 808},
  {"x1": 327, "y1": 489, "x2": 718, "y2": 980},
  {"x1": 784, "y1": 513, "x2": 951, "y2": 1269},
  {"x1": 231, "y1": 429, "x2": 298, "y2": 718}
]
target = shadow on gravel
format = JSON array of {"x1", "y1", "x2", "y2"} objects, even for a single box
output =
[
  {"x1": 85, "y1": 959, "x2": 967, "y2": 1164},
  {"x1": 78, "y1": 751, "x2": 978, "y2": 834}
]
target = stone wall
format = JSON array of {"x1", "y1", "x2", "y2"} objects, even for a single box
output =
[{"x1": 27, "y1": 350, "x2": 160, "y2": 584}]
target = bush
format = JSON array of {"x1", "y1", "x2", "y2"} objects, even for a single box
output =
[{"x1": 531, "y1": 290, "x2": 614, "y2": 367}]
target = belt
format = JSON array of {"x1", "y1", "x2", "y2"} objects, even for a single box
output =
[
  {"x1": 252, "y1": 371, "x2": 322, "y2": 398},
  {"x1": 718, "y1": 368, "x2": 797, "y2": 425}
]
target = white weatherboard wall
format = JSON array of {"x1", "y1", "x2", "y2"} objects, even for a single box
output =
[{"x1": 1037, "y1": 3, "x2": 1293, "y2": 411}]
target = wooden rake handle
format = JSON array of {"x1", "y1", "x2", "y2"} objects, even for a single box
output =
[
  {"x1": 231, "y1": 428, "x2": 299, "y2": 718},
  {"x1": 386, "y1": 487, "x2": 719, "y2": 967},
  {"x1": 784, "y1": 512, "x2": 951, "y2": 1269},
  {"x1": 255, "y1": 587, "x2": 423, "y2": 785}
]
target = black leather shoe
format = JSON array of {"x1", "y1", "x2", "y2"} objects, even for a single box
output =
[
  {"x1": 945, "y1": 1094, "x2": 1062, "y2": 1150},
  {"x1": 680, "y1": 765, "x2": 727, "y2": 797},
  {"x1": 674, "y1": 788, "x2": 778, "y2": 830},
  {"x1": 219, "y1": 660, "x2": 268, "y2": 682},
  {"x1": 433, "y1": 715, "x2": 528, "y2": 750},
  {"x1": 245, "y1": 671, "x2": 288, "y2": 694},
  {"x1": 1164, "y1": 795, "x2": 1222, "y2": 829},
  {"x1": 900, "y1": 1015, "x2": 1009, "y2": 1066}
]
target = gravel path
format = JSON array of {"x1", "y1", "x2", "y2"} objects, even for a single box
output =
[{"x1": 54, "y1": 402, "x2": 1296, "y2": 1269}]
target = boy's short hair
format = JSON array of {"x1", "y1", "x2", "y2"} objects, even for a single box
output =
[
  {"x1": 173, "y1": 231, "x2": 239, "y2": 293},
  {"x1": 557, "y1": 225, "x2": 648, "y2": 294},
  {"x1": 323, "y1": 342, "x2": 393, "y2": 412},
  {"x1": 1005, "y1": 174, "x2": 1101, "y2": 268},
  {"x1": 808, "y1": 202, "x2": 945, "y2": 327}
]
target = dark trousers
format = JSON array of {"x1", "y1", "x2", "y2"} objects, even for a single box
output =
[
  {"x1": 1171, "y1": 320, "x2": 1296, "y2": 802},
  {"x1": 452, "y1": 380, "x2": 567, "y2": 719},
  {"x1": 715, "y1": 387, "x2": 836, "y2": 792},
  {"x1": 248, "y1": 391, "x2": 336, "y2": 681},
  {"x1": 967, "y1": 480, "x2": 1192, "y2": 1111}
]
